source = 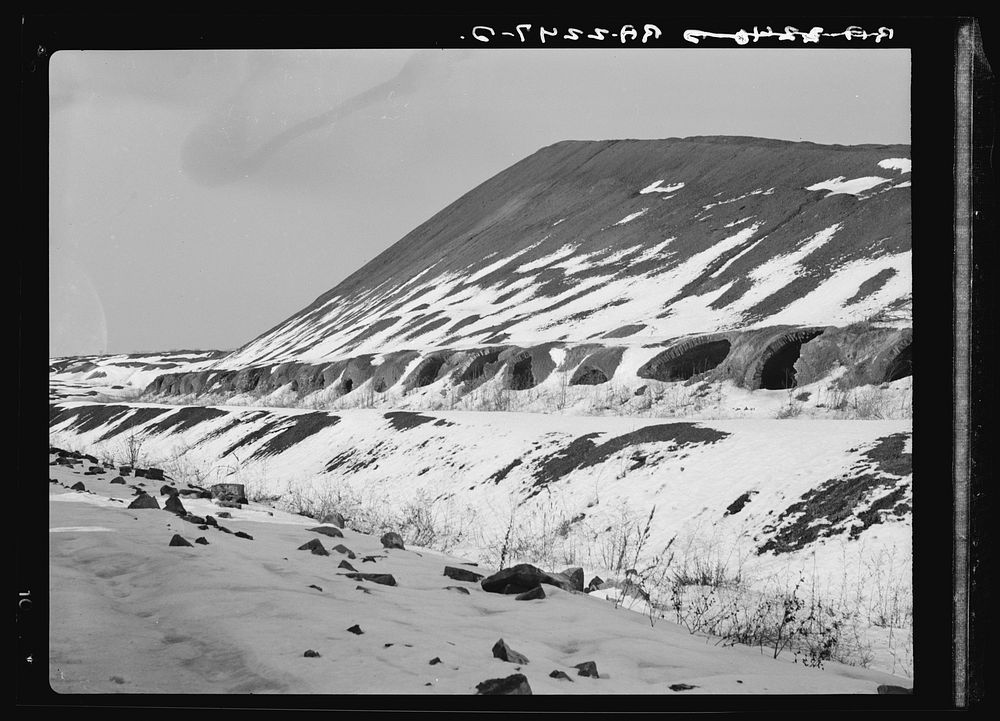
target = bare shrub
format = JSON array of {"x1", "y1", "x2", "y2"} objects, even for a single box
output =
[
  {"x1": 396, "y1": 489, "x2": 471, "y2": 552},
  {"x1": 847, "y1": 388, "x2": 891, "y2": 419},
  {"x1": 120, "y1": 430, "x2": 149, "y2": 469},
  {"x1": 470, "y1": 490, "x2": 588, "y2": 571},
  {"x1": 775, "y1": 402, "x2": 803, "y2": 419},
  {"x1": 594, "y1": 500, "x2": 655, "y2": 574}
]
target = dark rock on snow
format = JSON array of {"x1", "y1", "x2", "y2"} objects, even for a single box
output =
[
  {"x1": 163, "y1": 494, "x2": 187, "y2": 515},
  {"x1": 210, "y1": 482, "x2": 247, "y2": 505},
  {"x1": 380, "y1": 532, "x2": 405, "y2": 550},
  {"x1": 443, "y1": 566, "x2": 484, "y2": 583},
  {"x1": 110, "y1": 476, "x2": 126, "y2": 484},
  {"x1": 343, "y1": 572, "x2": 396, "y2": 586},
  {"x1": 338, "y1": 560, "x2": 357, "y2": 571},
  {"x1": 320, "y1": 511, "x2": 346, "y2": 528},
  {"x1": 127, "y1": 494, "x2": 159, "y2": 509},
  {"x1": 195, "y1": 537, "x2": 209, "y2": 545},
  {"x1": 491, "y1": 638, "x2": 529, "y2": 665},
  {"x1": 575, "y1": 661, "x2": 599, "y2": 678},
  {"x1": 475, "y1": 674, "x2": 532, "y2": 695},
  {"x1": 309, "y1": 525, "x2": 344, "y2": 538},
  {"x1": 515, "y1": 586, "x2": 546, "y2": 601},
  {"x1": 481, "y1": 564, "x2": 574, "y2": 594},
  {"x1": 168, "y1": 534, "x2": 193, "y2": 547},
  {"x1": 549, "y1": 670, "x2": 574, "y2": 682},
  {"x1": 234, "y1": 531, "x2": 254, "y2": 540},
  {"x1": 303, "y1": 649, "x2": 321, "y2": 658},
  {"x1": 298, "y1": 538, "x2": 330, "y2": 556},
  {"x1": 444, "y1": 585, "x2": 471, "y2": 594},
  {"x1": 561, "y1": 566, "x2": 585, "y2": 591},
  {"x1": 71, "y1": 481, "x2": 86, "y2": 491},
  {"x1": 332, "y1": 544, "x2": 356, "y2": 559},
  {"x1": 347, "y1": 624, "x2": 364, "y2": 635}
]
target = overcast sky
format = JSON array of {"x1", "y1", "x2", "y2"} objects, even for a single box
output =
[{"x1": 49, "y1": 49, "x2": 910, "y2": 357}]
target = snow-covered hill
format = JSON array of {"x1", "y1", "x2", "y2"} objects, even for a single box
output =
[
  {"x1": 115, "y1": 137, "x2": 912, "y2": 413},
  {"x1": 49, "y1": 402, "x2": 912, "y2": 621},
  {"x1": 49, "y1": 350, "x2": 226, "y2": 402},
  {"x1": 226, "y1": 137, "x2": 910, "y2": 365}
]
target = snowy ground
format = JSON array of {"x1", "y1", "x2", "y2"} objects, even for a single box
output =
[
  {"x1": 50, "y1": 398, "x2": 913, "y2": 686},
  {"x1": 49, "y1": 351, "x2": 223, "y2": 403},
  {"x1": 48, "y1": 458, "x2": 910, "y2": 695}
]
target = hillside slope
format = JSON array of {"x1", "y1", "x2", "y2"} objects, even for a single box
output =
[
  {"x1": 48, "y1": 455, "x2": 911, "y2": 694},
  {"x1": 50, "y1": 402, "x2": 913, "y2": 611},
  {"x1": 224, "y1": 137, "x2": 911, "y2": 368}
]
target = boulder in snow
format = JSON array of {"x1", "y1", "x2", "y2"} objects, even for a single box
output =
[
  {"x1": 481, "y1": 564, "x2": 574, "y2": 594},
  {"x1": 515, "y1": 586, "x2": 546, "y2": 601},
  {"x1": 127, "y1": 494, "x2": 159, "y2": 509},
  {"x1": 298, "y1": 538, "x2": 329, "y2": 556},
  {"x1": 560, "y1": 566, "x2": 585, "y2": 591},
  {"x1": 380, "y1": 532, "x2": 405, "y2": 550},
  {"x1": 343, "y1": 572, "x2": 396, "y2": 586},
  {"x1": 491, "y1": 638, "x2": 529, "y2": 664},
  {"x1": 475, "y1": 674, "x2": 532, "y2": 695},
  {"x1": 309, "y1": 526, "x2": 344, "y2": 538},
  {"x1": 320, "y1": 511, "x2": 346, "y2": 528},
  {"x1": 163, "y1": 494, "x2": 187, "y2": 516},
  {"x1": 443, "y1": 566, "x2": 484, "y2": 583}
]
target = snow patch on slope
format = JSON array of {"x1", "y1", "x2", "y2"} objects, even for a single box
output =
[
  {"x1": 614, "y1": 209, "x2": 649, "y2": 225},
  {"x1": 640, "y1": 180, "x2": 685, "y2": 195},
  {"x1": 806, "y1": 177, "x2": 891, "y2": 197},
  {"x1": 515, "y1": 243, "x2": 577, "y2": 273},
  {"x1": 729, "y1": 223, "x2": 843, "y2": 321},
  {"x1": 878, "y1": 158, "x2": 911, "y2": 174},
  {"x1": 703, "y1": 188, "x2": 774, "y2": 211},
  {"x1": 768, "y1": 250, "x2": 911, "y2": 327},
  {"x1": 466, "y1": 242, "x2": 542, "y2": 283}
]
